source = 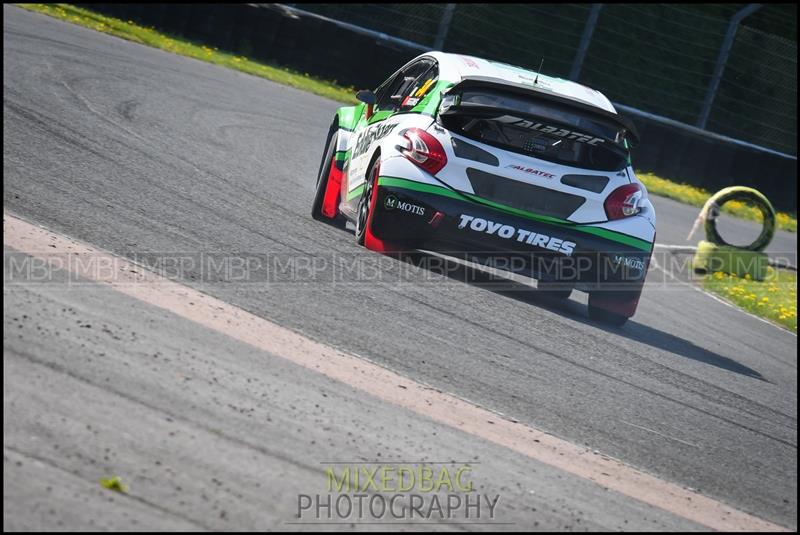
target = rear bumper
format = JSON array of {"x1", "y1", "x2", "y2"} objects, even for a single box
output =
[{"x1": 370, "y1": 176, "x2": 654, "y2": 290}]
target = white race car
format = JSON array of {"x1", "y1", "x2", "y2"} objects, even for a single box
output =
[{"x1": 312, "y1": 52, "x2": 656, "y2": 326}]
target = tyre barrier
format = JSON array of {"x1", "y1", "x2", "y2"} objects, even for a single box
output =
[
  {"x1": 702, "y1": 187, "x2": 776, "y2": 252},
  {"x1": 692, "y1": 186, "x2": 776, "y2": 281}
]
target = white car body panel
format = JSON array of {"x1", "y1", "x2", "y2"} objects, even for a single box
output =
[{"x1": 427, "y1": 51, "x2": 617, "y2": 113}]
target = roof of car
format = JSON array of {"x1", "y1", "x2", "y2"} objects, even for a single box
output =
[{"x1": 427, "y1": 52, "x2": 617, "y2": 114}]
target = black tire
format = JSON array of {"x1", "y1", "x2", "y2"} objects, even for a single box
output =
[
  {"x1": 703, "y1": 186, "x2": 775, "y2": 252},
  {"x1": 536, "y1": 281, "x2": 573, "y2": 300},
  {"x1": 587, "y1": 297, "x2": 629, "y2": 327},
  {"x1": 355, "y1": 157, "x2": 380, "y2": 246},
  {"x1": 311, "y1": 123, "x2": 346, "y2": 228}
]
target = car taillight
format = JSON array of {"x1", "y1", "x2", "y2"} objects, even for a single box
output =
[
  {"x1": 398, "y1": 128, "x2": 447, "y2": 175},
  {"x1": 605, "y1": 183, "x2": 643, "y2": 220}
]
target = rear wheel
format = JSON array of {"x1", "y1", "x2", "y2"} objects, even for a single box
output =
[
  {"x1": 311, "y1": 124, "x2": 346, "y2": 228},
  {"x1": 355, "y1": 158, "x2": 381, "y2": 245},
  {"x1": 587, "y1": 291, "x2": 633, "y2": 327},
  {"x1": 355, "y1": 158, "x2": 406, "y2": 253}
]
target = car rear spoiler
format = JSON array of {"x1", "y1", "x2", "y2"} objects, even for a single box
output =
[{"x1": 440, "y1": 77, "x2": 640, "y2": 147}]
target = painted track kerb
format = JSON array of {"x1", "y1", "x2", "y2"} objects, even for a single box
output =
[{"x1": 3, "y1": 211, "x2": 785, "y2": 532}]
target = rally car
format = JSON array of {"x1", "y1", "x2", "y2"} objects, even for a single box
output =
[{"x1": 312, "y1": 52, "x2": 655, "y2": 326}]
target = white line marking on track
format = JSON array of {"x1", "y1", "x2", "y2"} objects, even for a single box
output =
[
  {"x1": 619, "y1": 420, "x2": 699, "y2": 449},
  {"x1": 654, "y1": 243, "x2": 698, "y2": 252},
  {"x1": 654, "y1": 243, "x2": 797, "y2": 270},
  {"x1": 3, "y1": 211, "x2": 789, "y2": 531},
  {"x1": 649, "y1": 253, "x2": 796, "y2": 337}
]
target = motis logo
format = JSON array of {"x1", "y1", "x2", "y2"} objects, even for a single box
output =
[
  {"x1": 384, "y1": 194, "x2": 425, "y2": 216},
  {"x1": 613, "y1": 255, "x2": 645, "y2": 271}
]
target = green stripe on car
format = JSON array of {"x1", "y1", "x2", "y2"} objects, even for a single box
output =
[
  {"x1": 336, "y1": 104, "x2": 364, "y2": 131},
  {"x1": 377, "y1": 176, "x2": 652, "y2": 251},
  {"x1": 366, "y1": 109, "x2": 396, "y2": 125},
  {"x1": 346, "y1": 184, "x2": 364, "y2": 201}
]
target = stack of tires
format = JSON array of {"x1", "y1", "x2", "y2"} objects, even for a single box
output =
[{"x1": 693, "y1": 187, "x2": 775, "y2": 281}]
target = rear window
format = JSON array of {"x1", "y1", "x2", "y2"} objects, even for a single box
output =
[{"x1": 440, "y1": 89, "x2": 630, "y2": 172}]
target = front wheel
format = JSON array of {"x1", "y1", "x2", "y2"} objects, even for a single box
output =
[{"x1": 311, "y1": 124, "x2": 346, "y2": 228}]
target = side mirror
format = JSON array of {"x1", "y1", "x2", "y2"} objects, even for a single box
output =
[
  {"x1": 356, "y1": 90, "x2": 376, "y2": 105},
  {"x1": 357, "y1": 89, "x2": 376, "y2": 120}
]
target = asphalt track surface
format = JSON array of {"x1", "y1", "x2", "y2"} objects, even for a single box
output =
[{"x1": 3, "y1": 6, "x2": 797, "y2": 531}]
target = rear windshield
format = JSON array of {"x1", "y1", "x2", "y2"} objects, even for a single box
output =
[{"x1": 440, "y1": 89, "x2": 630, "y2": 172}]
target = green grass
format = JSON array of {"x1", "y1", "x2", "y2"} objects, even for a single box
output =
[
  {"x1": 17, "y1": 4, "x2": 359, "y2": 104},
  {"x1": 638, "y1": 172, "x2": 796, "y2": 233},
  {"x1": 702, "y1": 267, "x2": 797, "y2": 332},
  {"x1": 16, "y1": 4, "x2": 800, "y2": 233}
]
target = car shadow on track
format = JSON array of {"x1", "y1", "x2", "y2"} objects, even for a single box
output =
[{"x1": 397, "y1": 251, "x2": 766, "y2": 382}]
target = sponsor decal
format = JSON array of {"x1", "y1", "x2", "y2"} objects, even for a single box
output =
[
  {"x1": 505, "y1": 164, "x2": 556, "y2": 179},
  {"x1": 457, "y1": 214, "x2": 576, "y2": 256},
  {"x1": 401, "y1": 96, "x2": 420, "y2": 107},
  {"x1": 584, "y1": 86, "x2": 600, "y2": 97},
  {"x1": 384, "y1": 194, "x2": 426, "y2": 216},
  {"x1": 613, "y1": 254, "x2": 645, "y2": 271},
  {"x1": 459, "y1": 55, "x2": 479, "y2": 69},
  {"x1": 491, "y1": 115, "x2": 605, "y2": 145},
  {"x1": 352, "y1": 122, "x2": 398, "y2": 159}
]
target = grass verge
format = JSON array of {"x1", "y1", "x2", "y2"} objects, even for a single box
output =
[
  {"x1": 638, "y1": 172, "x2": 796, "y2": 233},
  {"x1": 16, "y1": 3, "x2": 358, "y2": 104},
  {"x1": 701, "y1": 267, "x2": 797, "y2": 332},
  {"x1": 16, "y1": 4, "x2": 799, "y2": 233}
]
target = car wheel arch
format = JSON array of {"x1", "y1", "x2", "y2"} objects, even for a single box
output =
[{"x1": 366, "y1": 148, "x2": 382, "y2": 182}]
